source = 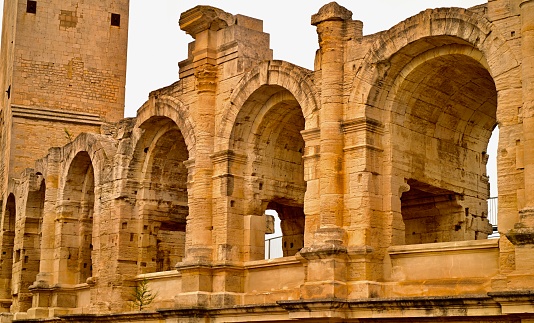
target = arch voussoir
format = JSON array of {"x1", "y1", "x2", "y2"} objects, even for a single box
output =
[
  {"x1": 135, "y1": 94, "x2": 196, "y2": 159},
  {"x1": 350, "y1": 7, "x2": 520, "y2": 112},
  {"x1": 217, "y1": 60, "x2": 319, "y2": 152}
]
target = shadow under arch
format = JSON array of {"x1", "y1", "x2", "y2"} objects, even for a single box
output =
[
  {"x1": 135, "y1": 95, "x2": 196, "y2": 160},
  {"x1": 0, "y1": 193, "x2": 16, "y2": 302},
  {"x1": 128, "y1": 115, "x2": 190, "y2": 273},
  {"x1": 343, "y1": 7, "x2": 522, "y2": 248},
  {"x1": 217, "y1": 60, "x2": 320, "y2": 152},
  {"x1": 352, "y1": 19, "x2": 509, "y2": 247},
  {"x1": 12, "y1": 174, "x2": 45, "y2": 312},
  {"x1": 60, "y1": 132, "x2": 116, "y2": 191},
  {"x1": 349, "y1": 6, "x2": 520, "y2": 115},
  {"x1": 57, "y1": 151, "x2": 95, "y2": 284},
  {"x1": 227, "y1": 82, "x2": 307, "y2": 260}
]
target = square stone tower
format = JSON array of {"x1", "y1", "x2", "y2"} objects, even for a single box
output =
[{"x1": 0, "y1": 0, "x2": 129, "y2": 193}]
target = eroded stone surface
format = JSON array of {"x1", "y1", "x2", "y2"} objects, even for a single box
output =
[{"x1": 0, "y1": 1, "x2": 533, "y2": 322}]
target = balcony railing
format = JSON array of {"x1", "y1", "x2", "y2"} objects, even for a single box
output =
[
  {"x1": 487, "y1": 197, "x2": 498, "y2": 238},
  {"x1": 264, "y1": 197, "x2": 500, "y2": 257},
  {"x1": 488, "y1": 197, "x2": 498, "y2": 227},
  {"x1": 265, "y1": 235, "x2": 282, "y2": 259}
]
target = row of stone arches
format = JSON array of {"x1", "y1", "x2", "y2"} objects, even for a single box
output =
[
  {"x1": 0, "y1": 175, "x2": 46, "y2": 312},
  {"x1": 0, "y1": 6, "x2": 519, "y2": 312}
]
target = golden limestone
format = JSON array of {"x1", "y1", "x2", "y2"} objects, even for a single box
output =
[{"x1": 0, "y1": 1, "x2": 533, "y2": 322}]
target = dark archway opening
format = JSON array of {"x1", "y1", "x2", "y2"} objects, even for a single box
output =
[
  {"x1": 390, "y1": 44, "x2": 497, "y2": 244},
  {"x1": 0, "y1": 194, "x2": 16, "y2": 300},
  {"x1": 265, "y1": 201, "x2": 304, "y2": 257},
  {"x1": 13, "y1": 178, "x2": 45, "y2": 312},
  {"x1": 134, "y1": 118, "x2": 189, "y2": 273},
  {"x1": 61, "y1": 152, "x2": 94, "y2": 284}
]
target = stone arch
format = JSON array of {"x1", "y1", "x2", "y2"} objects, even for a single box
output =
[
  {"x1": 349, "y1": 7, "x2": 518, "y2": 246},
  {"x1": 136, "y1": 95, "x2": 196, "y2": 159},
  {"x1": 349, "y1": 7, "x2": 520, "y2": 115},
  {"x1": 57, "y1": 151, "x2": 95, "y2": 284},
  {"x1": 219, "y1": 61, "x2": 317, "y2": 260},
  {"x1": 59, "y1": 133, "x2": 116, "y2": 192},
  {"x1": 128, "y1": 115, "x2": 190, "y2": 273},
  {"x1": 217, "y1": 60, "x2": 320, "y2": 151},
  {"x1": 12, "y1": 173, "x2": 45, "y2": 312},
  {"x1": 0, "y1": 193, "x2": 16, "y2": 301}
]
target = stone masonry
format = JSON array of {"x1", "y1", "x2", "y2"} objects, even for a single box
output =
[{"x1": 0, "y1": 0, "x2": 534, "y2": 322}]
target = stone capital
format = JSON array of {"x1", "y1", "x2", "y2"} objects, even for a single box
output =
[
  {"x1": 180, "y1": 6, "x2": 234, "y2": 39},
  {"x1": 311, "y1": 2, "x2": 352, "y2": 26}
]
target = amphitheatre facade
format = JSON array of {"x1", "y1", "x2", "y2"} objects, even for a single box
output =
[{"x1": 1, "y1": 0, "x2": 534, "y2": 322}]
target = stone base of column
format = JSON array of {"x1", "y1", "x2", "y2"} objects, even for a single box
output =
[
  {"x1": 174, "y1": 291, "x2": 212, "y2": 308},
  {"x1": 174, "y1": 291, "x2": 243, "y2": 308},
  {"x1": 505, "y1": 208, "x2": 534, "y2": 289},
  {"x1": 175, "y1": 262, "x2": 243, "y2": 308},
  {"x1": 298, "y1": 242, "x2": 349, "y2": 300},
  {"x1": 310, "y1": 226, "x2": 346, "y2": 247},
  {"x1": 184, "y1": 246, "x2": 213, "y2": 264}
]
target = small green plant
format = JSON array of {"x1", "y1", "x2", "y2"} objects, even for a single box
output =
[
  {"x1": 130, "y1": 278, "x2": 157, "y2": 311},
  {"x1": 64, "y1": 128, "x2": 73, "y2": 143}
]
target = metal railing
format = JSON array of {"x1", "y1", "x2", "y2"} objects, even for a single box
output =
[
  {"x1": 265, "y1": 235, "x2": 282, "y2": 259},
  {"x1": 264, "y1": 197, "x2": 500, "y2": 255},
  {"x1": 487, "y1": 197, "x2": 499, "y2": 238},
  {"x1": 487, "y1": 197, "x2": 498, "y2": 227}
]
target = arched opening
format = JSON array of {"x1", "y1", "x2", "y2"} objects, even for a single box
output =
[
  {"x1": 233, "y1": 85, "x2": 306, "y2": 260},
  {"x1": 12, "y1": 178, "x2": 45, "y2": 312},
  {"x1": 134, "y1": 117, "x2": 189, "y2": 273},
  {"x1": 264, "y1": 201, "x2": 304, "y2": 258},
  {"x1": 60, "y1": 151, "x2": 94, "y2": 284},
  {"x1": 0, "y1": 194, "x2": 16, "y2": 300},
  {"x1": 389, "y1": 43, "x2": 497, "y2": 244},
  {"x1": 264, "y1": 209, "x2": 282, "y2": 259}
]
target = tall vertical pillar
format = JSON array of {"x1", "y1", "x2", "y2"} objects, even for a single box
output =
[
  {"x1": 299, "y1": 2, "x2": 353, "y2": 300},
  {"x1": 312, "y1": 2, "x2": 352, "y2": 246},
  {"x1": 27, "y1": 148, "x2": 60, "y2": 319},
  {"x1": 505, "y1": 0, "x2": 534, "y2": 289},
  {"x1": 520, "y1": 0, "x2": 534, "y2": 210},
  {"x1": 175, "y1": 6, "x2": 233, "y2": 308}
]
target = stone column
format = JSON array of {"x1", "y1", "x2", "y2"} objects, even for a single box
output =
[
  {"x1": 175, "y1": 6, "x2": 234, "y2": 308},
  {"x1": 184, "y1": 64, "x2": 217, "y2": 263},
  {"x1": 311, "y1": 2, "x2": 352, "y2": 246},
  {"x1": 520, "y1": 0, "x2": 534, "y2": 211},
  {"x1": 27, "y1": 147, "x2": 61, "y2": 319},
  {"x1": 298, "y1": 3, "x2": 353, "y2": 301},
  {"x1": 178, "y1": 6, "x2": 235, "y2": 264},
  {"x1": 505, "y1": 0, "x2": 534, "y2": 289}
]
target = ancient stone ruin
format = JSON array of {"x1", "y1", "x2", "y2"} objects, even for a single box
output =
[{"x1": 1, "y1": 0, "x2": 534, "y2": 322}]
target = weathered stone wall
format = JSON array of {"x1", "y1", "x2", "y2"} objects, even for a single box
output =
[
  {"x1": 1, "y1": 0, "x2": 128, "y2": 184},
  {"x1": 2, "y1": 1, "x2": 534, "y2": 323},
  {"x1": 10, "y1": 0, "x2": 127, "y2": 120},
  {"x1": 0, "y1": 0, "x2": 18, "y2": 240}
]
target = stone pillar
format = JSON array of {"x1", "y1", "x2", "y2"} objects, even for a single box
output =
[
  {"x1": 298, "y1": 3, "x2": 353, "y2": 301},
  {"x1": 521, "y1": 0, "x2": 534, "y2": 212},
  {"x1": 505, "y1": 0, "x2": 534, "y2": 289},
  {"x1": 184, "y1": 64, "x2": 217, "y2": 262},
  {"x1": 27, "y1": 147, "x2": 60, "y2": 319},
  {"x1": 176, "y1": 6, "x2": 232, "y2": 308},
  {"x1": 178, "y1": 5, "x2": 234, "y2": 264},
  {"x1": 312, "y1": 3, "x2": 352, "y2": 246}
]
